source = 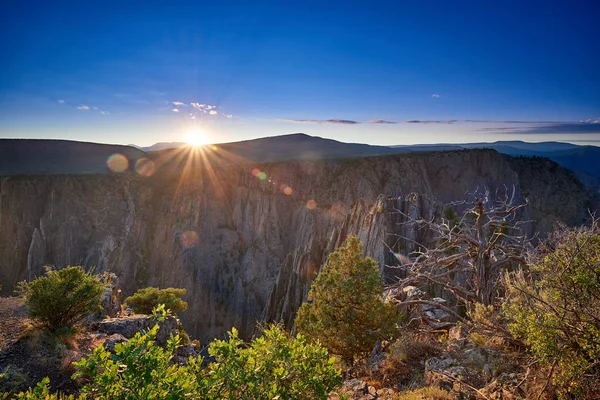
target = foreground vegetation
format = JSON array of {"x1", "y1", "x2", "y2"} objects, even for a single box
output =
[{"x1": 2, "y1": 212, "x2": 599, "y2": 398}]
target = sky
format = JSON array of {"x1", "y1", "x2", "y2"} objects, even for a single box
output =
[{"x1": 1, "y1": 0, "x2": 599, "y2": 147}]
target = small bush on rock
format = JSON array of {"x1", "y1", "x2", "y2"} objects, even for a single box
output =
[{"x1": 124, "y1": 287, "x2": 187, "y2": 315}]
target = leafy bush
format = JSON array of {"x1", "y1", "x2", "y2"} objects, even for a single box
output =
[
  {"x1": 124, "y1": 287, "x2": 187, "y2": 315},
  {"x1": 2, "y1": 377, "x2": 74, "y2": 400},
  {"x1": 73, "y1": 324, "x2": 202, "y2": 399},
  {"x1": 20, "y1": 266, "x2": 105, "y2": 333},
  {"x1": 205, "y1": 325, "x2": 341, "y2": 399},
  {"x1": 504, "y1": 224, "x2": 600, "y2": 398},
  {"x1": 295, "y1": 236, "x2": 398, "y2": 363},
  {"x1": 73, "y1": 309, "x2": 340, "y2": 399}
]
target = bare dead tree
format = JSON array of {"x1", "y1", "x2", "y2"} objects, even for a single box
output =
[{"x1": 388, "y1": 185, "x2": 532, "y2": 306}]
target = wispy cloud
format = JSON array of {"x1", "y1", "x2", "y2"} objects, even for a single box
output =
[
  {"x1": 432, "y1": 93, "x2": 441, "y2": 98},
  {"x1": 483, "y1": 122, "x2": 600, "y2": 135},
  {"x1": 406, "y1": 120, "x2": 457, "y2": 124},
  {"x1": 171, "y1": 108, "x2": 180, "y2": 113},
  {"x1": 368, "y1": 119, "x2": 397, "y2": 124},
  {"x1": 325, "y1": 119, "x2": 360, "y2": 124},
  {"x1": 76, "y1": 105, "x2": 90, "y2": 110},
  {"x1": 58, "y1": 99, "x2": 65, "y2": 104},
  {"x1": 282, "y1": 118, "x2": 361, "y2": 125},
  {"x1": 175, "y1": 101, "x2": 229, "y2": 120}
]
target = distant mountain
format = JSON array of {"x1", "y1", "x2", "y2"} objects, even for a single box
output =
[
  {"x1": 142, "y1": 142, "x2": 189, "y2": 152},
  {"x1": 143, "y1": 134, "x2": 399, "y2": 162},
  {"x1": 0, "y1": 139, "x2": 145, "y2": 175},
  {"x1": 2, "y1": 135, "x2": 598, "y2": 185},
  {"x1": 211, "y1": 133, "x2": 400, "y2": 162}
]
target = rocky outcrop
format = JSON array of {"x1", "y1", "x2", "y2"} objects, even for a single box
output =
[
  {"x1": 93, "y1": 314, "x2": 179, "y2": 346},
  {"x1": 0, "y1": 150, "x2": 596, "y2": 341}
]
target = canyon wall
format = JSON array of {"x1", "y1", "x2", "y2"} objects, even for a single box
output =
[{"x1": 0, "y1": 150, "x2": 595, "y2": 341}]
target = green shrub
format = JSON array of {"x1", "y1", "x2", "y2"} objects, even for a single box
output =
[
  {"x1": 124, "y1": 287, "x2": 187, "y2": 315},
  {"x1": 73, "y1": 307, "x2": 340, "y2": 399},
  {"x1": 205, "y1": 325, "x2": 341, "y2": 399},
  {"x1": 295, "y1": 236, "x2": 399, "y2": 364},
  {"x1": 5, "y1": 377, "x2": 74, "y2": 400},
  {"x1": 0, "y1": 366, "x2": 29, "y2": 395},
  {"x1": 73, "y1": 324, "x2": 202, "y2": 399},
  {"x1": 20, "y1": 266, "x2": 105, "y2": 333},
  {"x1": 504, "y1": 224, "x2": 600, "y2": 398}
]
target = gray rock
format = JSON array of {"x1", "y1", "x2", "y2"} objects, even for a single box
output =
[
  {"x1": 94, "y1": 314, "x2": 179, "y2": 345},
  {"x1": 447, "y1": 325, "x2": 468, "y2": 351},
  {"x1": 102, "y1": 333, "x2": 127, "y2": 353},
  {"x1": 464, "y1": 348, "x2": 490, "y2": 367},
  {"x1": 402, "y1": 286, "x2": 425, "y2": 301}
]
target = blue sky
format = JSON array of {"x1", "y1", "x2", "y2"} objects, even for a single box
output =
[{"x1": 1, "y1": 0, "x2": 599, "y2": 146}]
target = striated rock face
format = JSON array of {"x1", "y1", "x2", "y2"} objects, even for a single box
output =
[{"x1": 0, "y1": 150, "x2": 596, "y2": 341}]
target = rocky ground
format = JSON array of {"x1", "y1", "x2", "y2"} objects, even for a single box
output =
[
  {"x1": 1, "y1": 294, "x2": 552, "y2": 399},
  {"x1": 0, "y1": 297, "x2": 196, "y2": 395},
  {"x1": 0, "y1": 297, "x2": 29, "y2": 352}
]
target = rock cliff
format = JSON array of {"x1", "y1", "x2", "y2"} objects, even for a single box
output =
[{"x1": 0, "y1": 149, "x2": 595, "y2": 341}]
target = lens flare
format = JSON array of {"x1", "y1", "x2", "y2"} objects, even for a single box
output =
[
  {"x1": 258, "y1": 172, "x2": 267, "y2": 180},
  {"x1": 135, "y1": 158, "x2": 156, "y2": 177},
  {"x1": 284, "y1": 186, "x2": 293, "y2": 195},
  {"x1": 107, "y1": 154, "x2": 128, "y2": 172},
  {"x1": 181, "y1": 230, "x2": 199, "y2": 248},
  {"x1": 252, "y1": 168, "x2": 260, "y2": 177},
  {"x1": 306, "y1": 199, "x2": 317, "y2": 210}
]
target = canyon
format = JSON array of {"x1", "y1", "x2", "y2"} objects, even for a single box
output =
[{"x1": 0, "y1": 144, "x2": 596, "y2": 342}]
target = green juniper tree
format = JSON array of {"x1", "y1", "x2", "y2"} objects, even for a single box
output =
[{"x1": 295, "y1": 235, "x2": 398, "y2": 364}]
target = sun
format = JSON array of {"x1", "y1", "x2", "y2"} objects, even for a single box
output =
[{"x1": 184, "y1": 129, "x2": 210, "y2": 146}]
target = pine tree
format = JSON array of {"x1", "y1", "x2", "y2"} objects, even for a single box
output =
[{"x1": 295, "y1": 236, "x2": 398, "y2": 363}]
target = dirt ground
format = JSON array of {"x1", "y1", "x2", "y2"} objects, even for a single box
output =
[
  {"x1": 0, "y1": 297, "x2": 99, "y2": 395},
  {"x1": 0, "y1": 297, "x2": 29, "y2": 352}
]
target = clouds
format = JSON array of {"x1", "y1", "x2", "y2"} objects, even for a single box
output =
[
  {"x1": 432, "y1": 93, "x2": 441, "y2": 98},
  {"x1": 279, "y1": 118, "x2": 600, "y2": 136},
  {"x1": 406, "y1": 120, "x2": 456, "y2": 124},
  {"x1": 368, "y1": 119, "x2": 397, "y2": 124},
  {"x1": 169, "y1": 101, "x2": 230, "y2": 120},
  {"x1": 283, "y1": 118, "x2": 396, "y2": 125},
  {"x1": 482, "y1": 121, "x2": 600, "y2": 135},
  {"x1": 57, "y1": 99, "x2": 109, "y2": 115}
]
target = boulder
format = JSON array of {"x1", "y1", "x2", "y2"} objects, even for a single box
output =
[
  {"x1": 447, "y1": 325, "x2": 468, "y2": 351},
  {"x1": 424, "y1": 356, "x2": 470, "y2": 390},
  {"x1": 402, "y1": 286, "x2": 425, "y2": 301},
  {"x1": 101, "y1": 333, "x2": 127, "y2": 353},
  {"x1": 330, "y1": 379, "x2": 396, "y2": 400},
  {"x1": 93, "y1": 314, "x2": 179, "y2": 346}
]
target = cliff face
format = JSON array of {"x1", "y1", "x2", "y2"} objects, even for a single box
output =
[{"x1": 0, "y1": 150, "x2": 595, "y2": 341}]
